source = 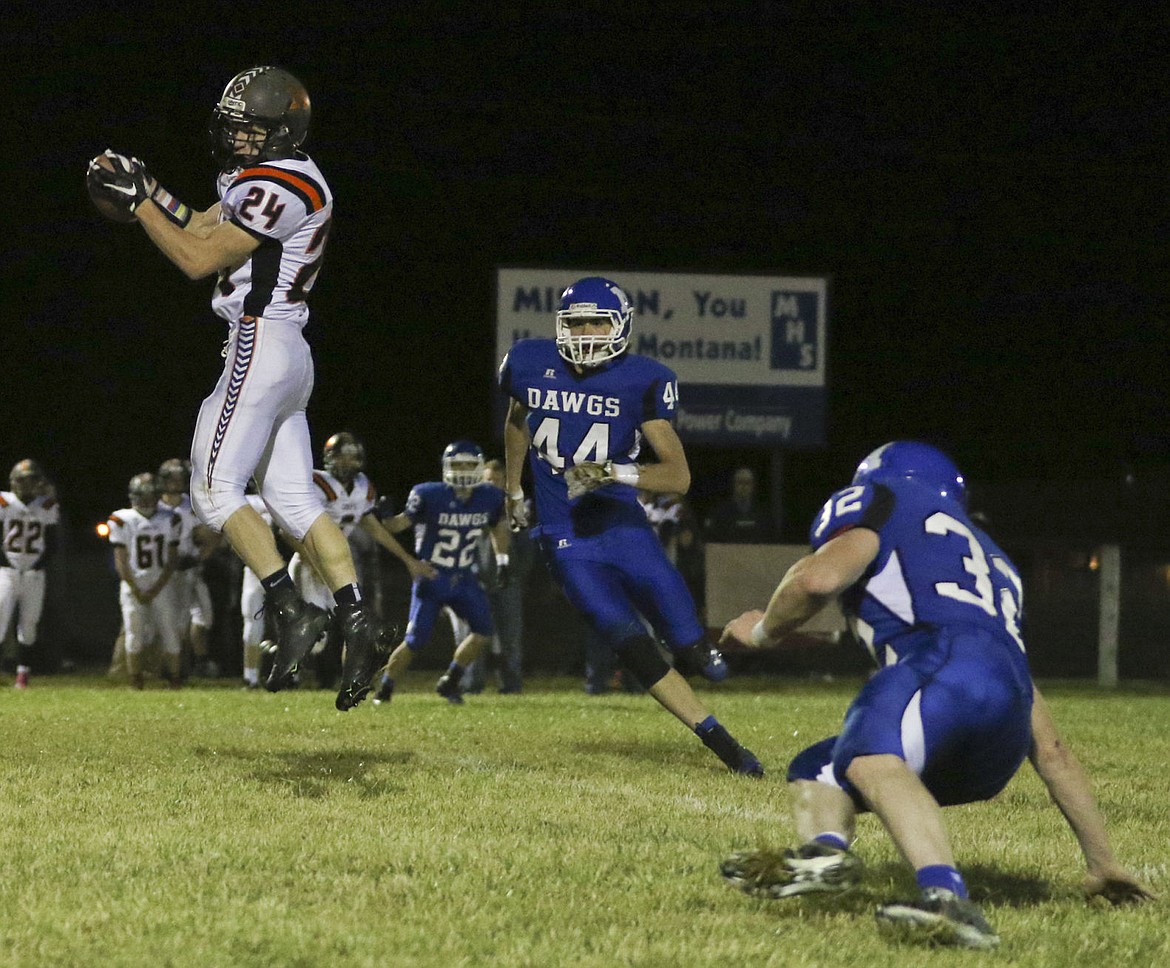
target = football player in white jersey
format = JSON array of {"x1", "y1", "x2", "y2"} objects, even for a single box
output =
[
  {"x1": 89, "y1": 67, "x2": 388, "y2": 710},
  {"x1": 288, "y1": 433, "x2": 435, "y2": 685},
  {"x1": 158, "y1": 458, "x2": 223, "y2": 678},
  {"x1": 0, "y1": 460, "x2": 60, "y2": 688},
  {"x1": 107, "y1": 474, "x2": 184, "y2": 689}
]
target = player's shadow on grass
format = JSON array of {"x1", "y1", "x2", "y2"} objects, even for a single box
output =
[
  {"x1": 571, "y1": 737, "x2": 705, "y2": 770},
  {"x1": 195, "y1": 745, "x2": 414, "y2": 800}
]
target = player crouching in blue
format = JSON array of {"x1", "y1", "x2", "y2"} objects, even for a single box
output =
[
  {"x1": 374, "y1": 441, "x2": 510, "y2": 705},
  {"x1": 720, "y1": 441, "x2": 1153, "y2": 948},
  {"x1": 500, "y1": 276, "x2": 762, "y2": 777}
]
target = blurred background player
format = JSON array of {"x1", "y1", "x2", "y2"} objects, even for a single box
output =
[
  {"x1": 720, "y1": 441, "x2": 1153, "y2": 948},
  {"x1": 158, "y1": 458, "x2": 222, "y2": 678},
  {"x1": 107, "y1": 474, "x2": 183, "y2": 689},
  {"x1": 285, "y1": 432, "x2": 433, "y2": 690},
  {"x1": 239, "y1": 485, "x2": 273, "y2": 688},
  {"x1": 462, "y1": 458, "x2": 532, "y2": 695},
  {"x1": 87, "y1": 66, "x2": 384, "y2": 709},
  {"x1": 374, "y1": 441, "x2": 508, "y2": 705},
  {"x1": 0, "y1": 460, "x2": 60, "y2": 688},
  {"x1": 500, "y1": 276, "x2": 761, "y2": 776}
]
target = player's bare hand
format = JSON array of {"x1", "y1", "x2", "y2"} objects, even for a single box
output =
[
  {"x1": 408, "y1": 558, "x2": 438, "y2": 582},
  {"x1": 507, "y1": 492, "x2": 529, "y2": 531},
  {"x1": 1084, "y1": 870, "x2": 1157, "y2": 905},
  {"x1": 564, "y1": 462, "x2": 610, "y2": 501},
  {"x1": 720, "y1": 609, "x2": 767, "y2": 648}
]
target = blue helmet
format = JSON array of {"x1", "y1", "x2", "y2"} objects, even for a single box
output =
[
  {"x1": 852, "y1": 441, "x2": 967, "y2": 507},
  {"x1": 442, "y1": 440, "x2": 485, "y2": 488},
  {"x1": 555, "y1": 276, "x2": 632, "y2": 366}
]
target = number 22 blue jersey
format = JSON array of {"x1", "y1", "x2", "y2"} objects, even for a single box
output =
[
  {"x1": 499, "y1": 338, "x2": 679, "y2": 535},
  {"x1": 811, "y1": 479, "x2": 1029, "y2": 673},
  {"x1": 403, "y1": 482, "x2": 504, "y2": 574}
]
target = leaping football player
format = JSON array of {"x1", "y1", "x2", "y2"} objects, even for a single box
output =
[
  {"x1": 500, "y1": 277, "x2": 762, "y2": 776},
  {"x1": 87, "y1": 66, "x2": 387, "y2": 709}
]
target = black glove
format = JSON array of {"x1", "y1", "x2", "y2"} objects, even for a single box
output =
[{"x1": 87, "y1": 150, "x2": 153, "y2": 215}]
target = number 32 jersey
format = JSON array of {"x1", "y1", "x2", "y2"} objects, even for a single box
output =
[
  {"x1": 499, "y1": 338, "x2": 679, "y2": 534},
  {"x1": 810, "y1": 480, "x2": 1027, "y2": 670},
  {"x1": 212, "y1": 155, "x2": 332, "y2": 327}
]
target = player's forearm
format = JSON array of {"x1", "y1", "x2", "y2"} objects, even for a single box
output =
[
  {"x1": 136, "y1": 203, "x2": 223, "y2": 279},
  {"x1": 1029, "y1": 695, "x2": 1120, "y2": 873},
  {"x1": 503, "y1": 422, "x2": 529, "y2": 494},
  {"x1": 627, "y1": 459, "x2": 690, "y2": 496},
  {"x1": 492, "y1": 521, "x2": 511, "y2": 556},
  {"x1": 363, "y1": 515, "x2": 415, "y2": 565},
  {"x1": 758, "y1": 559, "x2": 833, "y2": 641}
]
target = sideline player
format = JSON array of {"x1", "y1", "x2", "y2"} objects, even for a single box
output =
[
  {"x1": 719, "y1": 441, "x2": 1154, "y2": 948},
  {"x1": 107, "y1": 474, "x2": 183, "y2": 689},
  {"x1": 501, "y1": 277, "x2": 761, "y2": 776},
  {"x1": 239, "y1": 486, "x2": 273, "y2": 689},
  {"x1": 158, "y1": 458, "x2": 221, "y2": 677},
  {"x1": 0, "y1": 460, "x2": 60, "y2": 688},
  {"x1": 87, "y1": 66, "x2": 384, "y2": 709},
  {"x1": 287, "y1": 432, "x2": 435, "y2": 687},
  {"x1": 374, "y1": 441, "x2": 508, "y2": 705}
]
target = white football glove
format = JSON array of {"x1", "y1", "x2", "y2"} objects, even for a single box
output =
[{"x1": 564, "y1": 462, "x2": 611, "y2": 501}]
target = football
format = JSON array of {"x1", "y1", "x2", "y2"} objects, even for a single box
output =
[{"x1": 87, "y1": 152, "x2": 137, "y2": 223}]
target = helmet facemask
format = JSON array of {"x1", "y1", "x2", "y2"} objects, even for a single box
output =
[
  {"x1": 555, "y1": 278, "x2": 632, "y2": 367},
  {"x1": 442, "y1": 445, "x2": 485, "y2": 489}
]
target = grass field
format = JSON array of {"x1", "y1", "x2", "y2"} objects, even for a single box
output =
[{"x1": 1, "y1": 675, "x2": 1166, "y2": 967}]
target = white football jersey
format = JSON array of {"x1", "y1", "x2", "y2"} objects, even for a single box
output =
[
  {"x1": 0, "y1": 491, "x2": 60, "y2": 571},
  {"x1": 107, "y1": 506, "x2": 181, "y2": 583},
  {"x1": 312, "y1": 470, "x2": 377, "y2": 538},
  {"x1": 212, "y1": 155, "x2": 332, "y2": 327}
]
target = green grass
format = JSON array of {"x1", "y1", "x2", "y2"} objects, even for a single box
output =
[{"x1": 1, "y1": 676, "x2": 1166, "y2": 967}]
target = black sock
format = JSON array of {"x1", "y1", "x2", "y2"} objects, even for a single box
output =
[
  {"x1": 333, "y1": 583, "x2": 362, "y2": 608},
  {"x1": 261, "y1": 568, "x2": 293, "y2": 594}
]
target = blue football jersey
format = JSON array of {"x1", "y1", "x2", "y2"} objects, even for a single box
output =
[
  {"x1": 403, "y1": 481, "x2": 504, "y2": 574},
  {"x1": 810, "y1": 479, "x2": 1027, "y2": 668},
  {"x1": 499, "y1": 338, "x2": 680, "y2": 533}
]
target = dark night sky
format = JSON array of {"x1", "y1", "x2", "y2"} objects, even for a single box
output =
[{"x1": 5, "y1": 5, "x2": 1166, "y2": 538}]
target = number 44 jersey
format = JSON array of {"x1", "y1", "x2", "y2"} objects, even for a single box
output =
[
  {"x1": 811, "y1": 479, "x2": 1027, "y2": 669},
  {"x1": 499, "y1": 338, "x2": 680, "y2": 535}
]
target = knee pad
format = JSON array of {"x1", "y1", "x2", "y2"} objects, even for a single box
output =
[{"x1": 614, "y1": 634, "x2": 671, "y2": 689}]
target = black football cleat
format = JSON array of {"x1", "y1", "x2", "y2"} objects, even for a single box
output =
[
  {"x1": 335, "y1": 608, "x2": 392, "y2": 711},
  {"x1": 435, "y1": 671, "x2": 465, "y2": 705},
  {"x1": 264, "y1": 590, "x2": 330, "y2": 692}
]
